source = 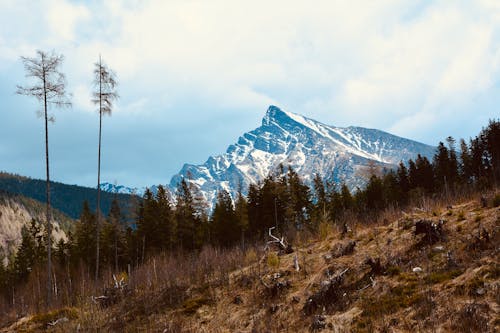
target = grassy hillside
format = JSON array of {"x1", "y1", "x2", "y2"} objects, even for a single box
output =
[
  {"x1": 2, "y1": 190, "x2": 498, "y2": 332},
  {"x1": 0, "y1": 172, "x2": 139, "y2": 220}
]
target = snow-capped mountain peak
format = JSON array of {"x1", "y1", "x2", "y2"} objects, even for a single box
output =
[{"x1": 167, "y1": 105, "x2": 436, "y2": 210}]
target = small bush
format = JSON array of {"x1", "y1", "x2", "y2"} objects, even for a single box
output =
[
  {"x1": 474, "y1": 215, "x2": 482, "y2": 222},
  {"x1": 452, "y1": 303, "x2": 490, "y2": 332},
  {"x1": 245, "y1": 248, "x2": 258, "y2": 264},
  {"x1": 360, "y1": 283, "x2": 420, "y2": 318},
  {"x1": 267, "y1": 252, "x2": 280, "y2": 269},
  {"x1": 318, "y1": 221, "x2": 331, "y2": 240},
  {"x1": 446, "y1": 210, "x2": 453, "y2": 216},
  {"x1": 457, "y1": 211, "x2": 465, "y2": 221},
  {"x1": 182, "y1": 296, "x2": 212, "y2": 315},
  {"x1": 386, "y1": 265, "x2": 401, "y2": 276},
  {"x1": 30, "y1": 307, "x2": 78, "y2": 325},
  {"x1": 425, "y1": 269, "x2": 463, "y2": 284}
]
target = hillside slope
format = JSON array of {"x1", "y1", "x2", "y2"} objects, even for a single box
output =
[
  {"x1": 5, "y1": 192, "x2": 498, "y2": 332},
  {"x1": 0, "y1": 172, "x2": 139, "y2": 220},
  {"x1": 0, "y1": 191, "x2": 72, "y2": 261}
]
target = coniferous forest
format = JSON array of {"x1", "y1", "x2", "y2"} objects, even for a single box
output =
[{"x1": 1, "y1": 119, "x2": 499, "y2": 315}]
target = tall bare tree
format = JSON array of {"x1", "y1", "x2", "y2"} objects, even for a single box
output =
[
  {"x1": 16, "y1": 50, "x2": 71, "y2": 306},
  {"x1": 92, "y1": 55, "x2": 118, "y2": 279}
]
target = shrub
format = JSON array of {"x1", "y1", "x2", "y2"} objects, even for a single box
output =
[
  {"x1": 386, "y1": 265, "x2": 401, "y2": 276},
  {"x1": 452, "y1": 303, "x2": 490, "y2": 332},
  {"x1": 244, "y1": 248, "x2": 258, "y2": 265},
  {"x1": 425, "y1": 269, "x2": 463, "y2": 284},
  {"x1": 457, "y1": 211, "x2": 465, "y2": 221},
  {"x1": 318, "y1": 221, "x2": 331, "y2": 240},
  {"x1": 30, "y1": 307, "x2": 78, "y2": 325},
  {"x1": 267, "y1": 252, "x2": 280, "y2": 269},
  {"x1": 182, "y1": 296, "x2": 212, "y2": 315}
]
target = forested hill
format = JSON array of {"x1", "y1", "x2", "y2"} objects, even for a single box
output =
[{"x1": 0, "y1": 172, "x2": 140, "y2": 220}]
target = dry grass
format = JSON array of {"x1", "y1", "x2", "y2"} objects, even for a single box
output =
[{"x1": 2, "y1": 189, "x2": 499, "y2": 332}]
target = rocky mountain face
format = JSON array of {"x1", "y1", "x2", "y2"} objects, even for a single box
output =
[
  {"x1": 0, "y1": 192, "x2": 70, "y2": 262},
  {"x1": 167, "y1": 106, "x2": 436, "y2": 209}
]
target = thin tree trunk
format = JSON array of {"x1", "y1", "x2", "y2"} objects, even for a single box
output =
[
  {"x1": 43, "y1": 61, "x2": 52, "y2": 307},
  {"x1": 96, "y1": 56, "x2": 102, "y2": 281}
]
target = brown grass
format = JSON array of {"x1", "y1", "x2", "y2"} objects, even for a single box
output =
[{"x1": 2, "y1": 187, "x2": 499, "y2": 332}]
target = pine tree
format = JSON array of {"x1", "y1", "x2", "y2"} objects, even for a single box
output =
[
  {"x1": 396, "y1": 162, "x2": 410, "y2": 203},
  {"x1": 211, "y1": 190, "x2": 238, "y2": 247},
  {"x1": 156, "y1": 185, "x2": 175, "y2": 251},
  {"x1": 234, "y1": 185, "x2": 249, "y2": 249},
  {"x1": 340, "y1": 184, "x2": 353, "y2": 211},
  {"x1": 136, "y1": 189, "x2": 158, "y2": 257},
  {"x1": 312, "y1": 174, "x2": 329, "y2": 226},
  {"x1": 13, "y1": 224, "x2": 39, "y2": 283},
  {"x1": 459, "y1": 138, "x2": 473, "y2": 184},
  {"x1": 100, "y1": 199, "x2": 125, "y2": 271},
  {"x1": 175, "y1": 179, "x2": 198, "y2": 251},
  {"x1": 247, "y1": 183, "x2": 262, "y2": 239},
  {"x1": 484, "y1": 120, "x2": 500, "y2": 183},
  {"x1": 16, "y1": 50, "x2": 72, "y2": 305},
  {"x1": 287, "y1": 167, "x2": 312, "y2": 229},
  {"x1": 72, "y1": 201, "x2": 96, "y2": 270}
]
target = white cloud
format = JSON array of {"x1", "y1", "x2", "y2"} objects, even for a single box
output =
[
  {"x1": 1, "y1": 0, "x2": 500, "y2": 137},
  {"x1": 46, "y1": 0, "x2": 90, "y2": 41}
]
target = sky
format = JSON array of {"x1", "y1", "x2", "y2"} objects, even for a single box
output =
[{"x1": 0, "y1": 0, "x2": 499, "y2": 189}]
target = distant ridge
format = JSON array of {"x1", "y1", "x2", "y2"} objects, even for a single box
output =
[{"x1": 0, "y1": 172, "x2": 140, "y2": 220}]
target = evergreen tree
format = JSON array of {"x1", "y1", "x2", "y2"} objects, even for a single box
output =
[
  {"x1": 100, "y1": 199, "x2": 125, "y2": 271},
  {"x1": 434, "y1": 142, "x2": 451, "y2": 189},
  {"x1": 234, "y1": 186, "x2": 249, "y2": 248},
  {"x1": 340, "y1": 184, "x2": 353, "y2": 211},
  {"x1": 72, "y1": 201, "x2": 96, "y2": 270},
  {"x1": 446, "y1": 136, "x2": 459, "y2": 186},
  {"x1": 175, "y1": 179, "x2": 198, "y2": 250},
  {"x1": 363, "y1": 175, "x2": 384, "y2": 211},
  {"x1": 382, "y1": 170, "x2": 401, "y2": 206},
  {"x1": 459, "y1": 138, "x2": 473, "y2": 183},
  {"x1": 286, "y1": 167, "x2": 312, "y2": 229},
  {"x1": 156, "y1": 185, "x2": 175, "y2": 251},
  {"x1": 247, "y1": 183, "x2": 262, "y2": 239},
  {"x1": 211, "y1": 190, "x2": 238, "y2": 247},
  {"x1": 312, "y1": 174, "x2": 329, "y2": 224},
  {"x1": 13, "y1": 223, "x2": 40, "y2": 283},
  {"x1": 396, "y1": 162, "x2": 410, "y2": 203},
  {"x1": 136, "y1": 189, "x2": 158, "y2": 257},
  {"x1": 484, "y1": 120, "x2": 500, "y2": 183}
]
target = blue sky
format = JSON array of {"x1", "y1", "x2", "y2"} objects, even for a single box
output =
[{"x1": 1, "y1": 0, "x2": 499, "y2": 188}]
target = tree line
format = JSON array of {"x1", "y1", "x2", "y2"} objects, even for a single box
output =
[{"x1": 1, "y1": 119, "x2": 498, "y2": 301}]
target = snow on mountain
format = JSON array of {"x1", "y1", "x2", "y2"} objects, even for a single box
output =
[
  {"x1": 167, "y1": 105, "x2": 436, "y2": 210},
  {"x1": 99, "y1": 182, "x2": 146, "y2": 197}
]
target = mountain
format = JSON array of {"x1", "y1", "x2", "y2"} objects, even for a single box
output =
[
  {"x1": 0, "y1": 173, "x2": 140, "y2": 220},
  {"x1": 168, "y1": 106, "x2": 436, "y2": 208},
  {"x1": 99, "y1": 182, "x2": 146, "y2": 197}
]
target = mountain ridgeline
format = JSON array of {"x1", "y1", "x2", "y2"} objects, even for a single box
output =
[
  {"x1": 0, "y1": 173, "x2": 139, "y2": 220},
  {"x1": 167, "y1": 106, "x2": 436, "y2": 209}
]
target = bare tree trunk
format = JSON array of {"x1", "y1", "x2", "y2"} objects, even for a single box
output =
[
  {"x1": 96, "y1": 56, "x2": 102, "y2": 281},
  {"x1": 43, "y1": 64, "x2": 53, "y2": 307}
]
